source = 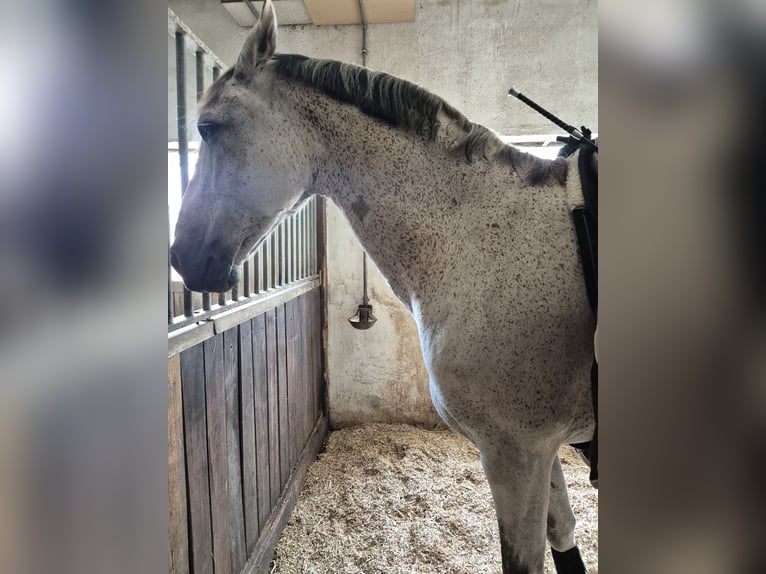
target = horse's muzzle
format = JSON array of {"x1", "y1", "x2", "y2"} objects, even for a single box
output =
[{"x1": 169, "y1": 244, "x2": 240, "y2": 293}]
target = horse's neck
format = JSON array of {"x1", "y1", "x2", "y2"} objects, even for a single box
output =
[{"x1": 309, "y1": 103, "x2": 500, "y2": 308}]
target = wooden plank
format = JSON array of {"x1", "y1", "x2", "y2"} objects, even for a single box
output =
[
  {"x1": 305, "y1": 292, "x2": 314, "y2": 428},
  {"x1": 238, "y1": 320, "x2": 259, "y2": 554},
  {"x1": 300, "y1": 294, "x2": 312, "y2": 444},
  {"x1": 180, "y1": 345, "x2": 214, "y2": 574},
  {"x1": 168, "y1": 321, "x2": 215, "y2": 358},
  {"x1": 168, "y1": 355, "x2": 190, "y2": 574},
  {"x1": 309, "y1": 291, "x2": 318, "y2": 426},
  {"x1": 169, "y1": 277, "x2": 321, "y2": 347},
  {"x1": 211, "y1": 278, "x2": 320, "y2": 334},
  {"x1": 204, "y1": 334, "x2": 233, "y2": 574},
  {"x1": 265, "y1": 309, "x2": 281, "y2": 509},
  {"x1": 252, "y1": 314, "x2": 272, "y2": 532},
  {"x1": 285, "y1": 298, "x2": 300, "y2": 468},
  {"x1": 275, "y1": 304, "x2": 290, "y2": 489},
  {"x1": 314, "y1": 289, "x2": 324, "y2": 419},
  {"x1": 224, "y1": 328, "x2": 246, "y2": 572},
  {"x1": 240, "y1": 415, "x2": 329, "y2": 574}
]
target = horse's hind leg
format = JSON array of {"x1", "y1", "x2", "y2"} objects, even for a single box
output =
[
  {"x1": 547, "y1": 454, "x2": 587, "y2": 573},
  {"x1": 480, "y1": 445, "x2": 553, "y2": 574}
]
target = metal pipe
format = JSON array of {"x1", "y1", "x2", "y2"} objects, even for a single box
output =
[
  {"x1": 357, "y1": 0, "x2": 368, "y2": 67},
  {"x1": 355, "y1": 0, "x2": 371, "y2": 309},
  {"x1": 175, "y1": 28, "x2": 194, "y2": 317},
  {"x1": 168, "y1": 232, "x2": 174, "y2": 323},
  {"x1": 175, "y1": 30, "x2": 189, "y2": 194},
  {"x1": 243, "y1": 0, "x2": 260, "y2": 20},
  {"x1": 362, "y1": 251, "x2": 369, "y2": 306},
  {"x1": 195, "y1": 50, "x2": 205, "y2": 100},
  {"x1": 195, "y1": 49, "x2": 212, "y2": 311}
]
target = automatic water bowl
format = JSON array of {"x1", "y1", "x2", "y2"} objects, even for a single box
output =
[
  {"x1": 348, "y1": 251, "x2": 377, "y2": 330},
  {"x1": 348, "y1": 303, "x2": 377, "y2": 330}
]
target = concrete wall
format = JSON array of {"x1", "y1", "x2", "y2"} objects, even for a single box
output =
[{"x1": 168, "y1": 0, "x2": 597, "y2": 428}]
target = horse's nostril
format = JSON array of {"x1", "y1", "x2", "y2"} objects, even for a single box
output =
[{"x1": 169, "y1": 250, "x2": 181, "y2": 272}]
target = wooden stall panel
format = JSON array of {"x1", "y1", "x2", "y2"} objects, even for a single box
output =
[
  {"x1": 252, "y1": 315, "x2": 272, "y2": 532},
  {"x1": 285, "y1": 299, "x2": 300, "y2": 472},
  {"x1": 180, "y1": 345, "x2": 213, "y2": 574},
  {"x1": 265, "y1": 309, "x2": 281, "y2": 509},
  {"x1": 168, "y1": 355, "x2": 189, "y2": 574},
  {"x1": 276, "y1": 305, "x2": 290, "y2": 490},
  {"x1": 203, "y1": 334, "x2": 232, "y2": 574},
  {"x1": 239, "y1": 320, "x2": 259, "y2": 554},
  {"x1": 224, "y1": 328, "x2": 247, "y2": 572}
]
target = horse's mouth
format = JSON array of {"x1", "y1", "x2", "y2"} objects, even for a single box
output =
[
  {"x1": 171, "y1": 246, "x2": 241, "y2": 294},
  {"x1": 182, "y1": 264, "x2": 240, "y2": 294}
]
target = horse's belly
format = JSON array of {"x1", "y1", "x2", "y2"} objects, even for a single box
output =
[{"x1": 417, "y1": 304, "x2": 595, "y2": 450}]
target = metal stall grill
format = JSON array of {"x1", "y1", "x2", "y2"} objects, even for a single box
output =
[{"x1": 168, "y1": 10, "x2": 327, "y2": 574}]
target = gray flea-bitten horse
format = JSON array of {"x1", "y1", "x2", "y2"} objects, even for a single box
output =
[{"x1": 170, "y1": 2, "x2": 595, "y2": 572}]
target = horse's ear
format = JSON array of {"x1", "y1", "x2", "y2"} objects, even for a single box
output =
[{"x1": 236, "y1": 0, "x2": 277, "y2": 75}]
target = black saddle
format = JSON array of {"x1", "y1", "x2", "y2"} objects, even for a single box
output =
[{"x1": 558, "y1": 134, "x2": 598, "y2": 487}]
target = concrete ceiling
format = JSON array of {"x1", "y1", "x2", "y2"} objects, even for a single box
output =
[{"x1": 168, "y1": 0, "x2": 598, "y2": 139}]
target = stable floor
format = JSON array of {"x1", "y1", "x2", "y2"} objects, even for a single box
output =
[{"x1": 272, "y1": 424, "x2": 598, "y2": 573}]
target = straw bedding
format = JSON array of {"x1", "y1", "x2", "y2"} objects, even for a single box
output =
[{"x1": 271, "y1": 424, "x2": 597, "y2": 574}]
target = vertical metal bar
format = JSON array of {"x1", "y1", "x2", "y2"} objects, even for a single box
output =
[
  {"x1": 270, "y1": 229, "x2": 278, "y2": 289},
  {"x1": 302, "y1": 206, "x2": 308, "y2": 278},
  {"x1": 284, "y1": 218, "x2": 291, "y2": 284},
  {"x1": 195, "y1": 49, "x2": 212, "y2": 311},
  {"x1": 175, "y1": 28, "x2": 194, "y2": 318},
  {"x1": 243, "y1": 260, "x2": 251, "y2": 297},
  {"x1": 298, "y1": 211, "x2": 303, "y2": 278},
  {"x1": 255, "y1": 245, "x2": 262, "y2": 294},
  {"x1": 295, "y1": 212, "x2": 301, "y2": 280},
  {"x1": 168, "y1": 239, "x2": 174, "y2": 323},
  {"x1": 274, "y1": 225, "x2": 285, "y2": 287},
  {"x1": 263, "y1": 236, "x2": 271, "y2": 290},
  {"x1": 298, "y1": 210, "x2": 304, "y2": 280},
  {"x1": 232, "y1": 277, "x2": 239, "y2": 301},
  {"x1": 195, "y1": 50, "x2": 205, "y2": 99},
  {"x1": 286, "y1": 215, "x2": 292, "y2": 282},
  {"x1": 175, "y1": 31, "x2": 189, "y2": 195},
  {"x1": 307, "y1": 199, "x2": 313, "y2": 275},
  {"x1": 291, "y1": 214, "x2": 298, "y2": 281},
  {"x1": 277, "y1": 225, "x2": 287, "y2": 286},
  {"x1": 303, "y1": 207, "x2": 308, "y2": 278},
  {"x1": 312, "y1": 198, "x2": 317, "y2": 274},
  {"x1": 291, "y1": 214, "x2": 296, "y2": 281}
]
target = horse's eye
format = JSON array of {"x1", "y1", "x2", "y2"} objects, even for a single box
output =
[{"x1": 198, "y1": 122, "x2": 219, "y2": 141}]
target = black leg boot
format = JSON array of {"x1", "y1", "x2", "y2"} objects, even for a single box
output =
[{"x1": 551, "y1": 546, "x2": 587, "y2": 574}]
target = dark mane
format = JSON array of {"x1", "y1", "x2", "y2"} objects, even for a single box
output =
[{"x1": 213, "y1": 55, "x2": 565, "y2": 185}]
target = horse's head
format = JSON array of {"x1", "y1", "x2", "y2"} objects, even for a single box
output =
[{"x1": 170, "y1": 0, "x2": 312, "y2": 293}]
